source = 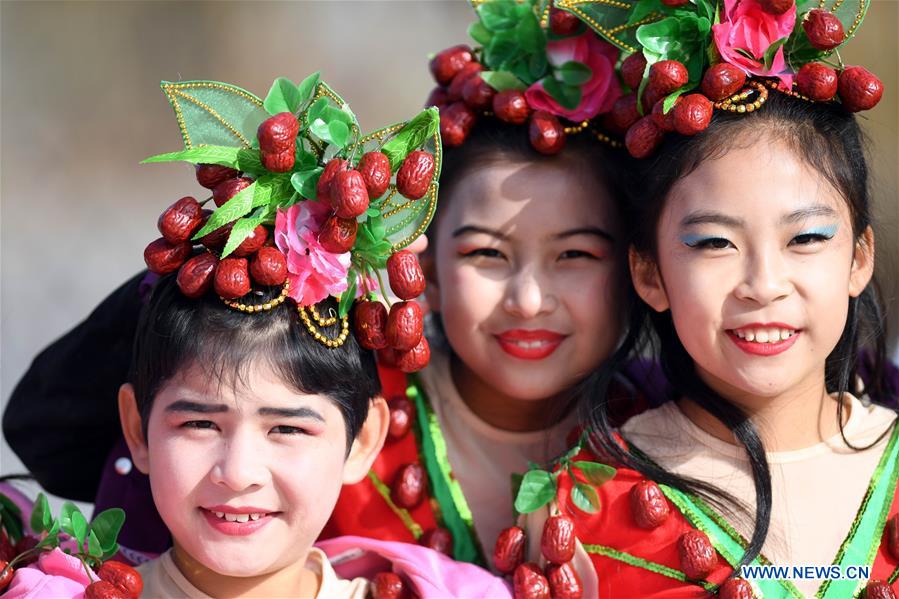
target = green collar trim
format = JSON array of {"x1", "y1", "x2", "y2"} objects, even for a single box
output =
[
  {"x1": 407, "y1": 376, "x2": 486, "y2": 565},
  {"x1": 583, "y1": 543, "x2": 717, "y2": 592}
]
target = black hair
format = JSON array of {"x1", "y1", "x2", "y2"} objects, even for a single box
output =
[
  {"x1": 128, "y1": 272, "x2": 381, "y2": 450},
  {"x1": 583, "y1": 90, "x2": 897, "y2": 573}
]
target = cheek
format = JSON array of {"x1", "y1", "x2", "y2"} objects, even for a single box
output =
[
  {"x1": 564, "y1": 264, "x2": 622, "y2": 334},
  {"x1": 438, "y1": 261, "x2": 505, "y2": 323},
  {"x1": 274, "y1": 441, "x2": 347, "y2": 521}
]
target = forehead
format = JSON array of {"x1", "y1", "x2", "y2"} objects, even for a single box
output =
[
  {"x1": 664, "y1": 140, "x2": 849, "y2": 225},
  {"x1": 439, "y1": 156, "x2": 618, "y2": 236},
  {"x1": 154, "y1": 361, "x2": 338, "y2": 416}
]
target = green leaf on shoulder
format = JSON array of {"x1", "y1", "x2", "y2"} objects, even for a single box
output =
[
  {"x1": 87, "y1": 530, "x2": 103, "y2": 558},
  {"x1": 263, "y1": 77, "x2": 302, "y2": 115},
  {"x1": 514, "y1": 469, "x2": 557, "y2": 514},
  {"x1": 141, "y1": 145, "x2": 242, "y2": 167},
  {"x1": 571, "y1": 482, "x2": 601, "y2": 513},
  {"x1": 89, "y1": 508, "x2": 125, "y2": 553},
  {"x1": 71, "y1": 511, "x2": 88, "y2": 546},
  {"x1": 572, "y1": 461, "x2": 617, "y2": 486}
]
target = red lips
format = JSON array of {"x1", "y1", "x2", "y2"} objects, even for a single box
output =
[{"x1": 494, "y1": 329, "x2": 566, "y2": 360}]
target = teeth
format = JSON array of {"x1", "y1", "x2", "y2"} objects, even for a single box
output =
[
  {"x1": 210, "y1": 509, "x2": 267, "y2": 522},
  {"x1": 249, "y1": 513, "x2": 261, "y2": 521},
  {"x1": 213, "y1": 511, "x2": 224, "y2": 519},
  {"x1": 733, "y1": 327, "x2": 795, "y2": 343}
]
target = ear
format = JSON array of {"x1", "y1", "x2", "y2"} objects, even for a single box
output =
[
  {"x1": 420, "y1": 250, "x2": 441, "y2": 313},
  {"x1": 118, "y1": 383, "x2": 150, "y2": 474},
  {"x1": 342, "y1": 396, "x2": 389, "y2": 484},
  {"x1": 629, "y1": 246, "x2": 669, "y2": 312},
  {"x1": 848, "y1": 226, "x2": 875, "y2": 297}
]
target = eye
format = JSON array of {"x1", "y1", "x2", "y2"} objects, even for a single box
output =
[
  {"x1": 460, "y1": 248, "x2": 505, "y2": 259},
  {"x1": 558, "y1": 249, "x2": 598, "y2": 260},
  {"x1": 270, "y1": 425, "x2": 307, "y2": 435},
  {"x1": 683, "y1": 236, "x2": 733, "y2": 250},
  {"x1": 790, "y1": 233, "x2": 831, "y2": 246},
  {"x1": 181, "y1": 420, "x2": 217, "y2": 430}
]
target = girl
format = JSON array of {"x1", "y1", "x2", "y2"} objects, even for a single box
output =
[
  {"x1": 508, "y1": 1, "x2": 898, "y2": 596},
  {"x1": 5, "y1": 0, "x2": 660, "y2": 569}
]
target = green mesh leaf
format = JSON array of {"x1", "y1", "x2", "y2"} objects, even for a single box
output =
[
  {"x1": 381, "y1": 108, "x2": 440, "y2": 172},
  {"x1": 560, "y1": 0, "x2": 655, "y2": 53},
  {"x1": 161, "y1": 81, "x2": 270, "y2": 149}
]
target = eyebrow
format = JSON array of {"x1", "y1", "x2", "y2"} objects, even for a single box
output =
[
  {"x1": 165, "y1": 400, "x2": 324, "y2": 422},
  {"x1": 680, "y1": 211, "x2": 744, "y2": 228},
  {"x1": 452, "y1": 225, "x2": 508, "y2": 241},
  {"x1": 553, "y1": 227, "x2": 615, "y2": 243},
  {"x1": 781, "y1": 204, "x2": 838, "y2": 223},
  {"x1": 452, "y1": 225, "x2": 614, "y2": 243}
]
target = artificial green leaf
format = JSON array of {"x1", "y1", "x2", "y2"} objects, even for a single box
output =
[
  {"x1": 762, "y1": 36, "x2": 789, "y2": 71},
  {"x1": 558, "y1": 61, "x2": 593, "y2": 86},
  {"x1": 221, "y1": 206, "x2": 271, "y2": 259},
  {"x1": 236, "y1": 149, "x2": 264, "y2": 173},
  {"x1": 627, "y1": 0, "x2": 665, "y2": 26},
  {"x1": 161, "y1": 80, "x2": 269, "y2": 150},
  {"x1": 306, "y1": 98, "x2": 329, "y2": 125},
  {"x1": 572, "y1": 461, "x2": 617, "y2": 486},
  {"x1": 192, "y1": 180, "x2": 258, "y2": 239},
  {"x1": 541, "y1": 77, "x2": 582, "y2": 110},
  {"x1": 59, "y1": 502, "x2": 80, "y2": 538},
  {"x1": 478, "y1": 0, "x2": 519, "y2": 31},
  {"x1": 290, "y1": 167, "x2": 323, "y2": 200},
  {"x1": 87, "y1": 530, "x2": 102, "y2": 558},
  {"x1": 141, "y1": 145, "x2": 241, "y2": 167},
  {"x1": 381, "y1": 108, "x2": 440, "y2": 172},
  {"x1": 296, "y1": 72, "x2": 321, "y2": 108},
  {"x1": 89, "y1": 508, "x2": 125, "y2": 552},
  {"x1": 693, "y1": 0, "x2": 716, "y2": 23},
  {"x1": 296, "y1": 147, "x2": 318, "y2": 171},
  {"x1": 338, "y1": 271, "x2": 358, "y2": 318},
  {"x1": 30, "y1": 494, "x2": 51, "y2": 534},
  {"x1": 515, "y1": 10, "x2": 544, "y2": 53},
  {"x1": 365, "y1": 206, "x2": 380, "y2": 218},
  {"x1": 529, "y1": 51, "x2": 549, "y2": 80},
  {"x1": 662, "y1": 87, "x2": 688, "y2": 113},
  {"x1": 734, "y1": 47, "x2": 757, "y2": 61},
  {"x1": 263, "y1": 77, "x2": 301, "y2": 115},
  {"x1": 513, "y1": 469, "x2": 557, "y2": 514},
  {"x1": 510, "y1": 473, "x2": 525, "y2": 517},
  {"x1": 328, "y1": 120, "x2": 350, "y2": 148},
  {"x1": 0, "y1": 494, "x2": 24, "y2": 542},
  {"x1": 101, "y1": 542, "x2": 120, "y2": 562},
  {"x1": 71, "y1": 511, "x2": 88, "y2": 545},
  {"x1": 468, "y1": 21, "x2": 494, "y2": 45},
  {"x1": 484, "y1": 36, "x2": 519, "y2": 70},
  {"x1": 481, "y1": 71, "x2": 527, "y2": 92},
  {"x1": 571, "y1": 482, "x2": 601, "y2": 513}
]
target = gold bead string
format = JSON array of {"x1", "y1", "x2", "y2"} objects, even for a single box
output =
[
  {"x1": 762, "y1": 79, "x2": 813, "y2": 103},
  {"x1": 591, "y1": 128, "x2": 624, "y2": 149},
  {"x1": 309, "y1": 304, "x2": 338, "y2": 327},
  {"x1": 298, "y1": 305, "x2": 350, "y2": 348},
  {"x1": 563, "y1": 120, "x2": 591, "y2": 134},
  {"x1": 714, "y1": 80, "x2": 769, "y2": 113},
  {"x1": 221, "y1": 280, "x2": 290, "y2": 312}
]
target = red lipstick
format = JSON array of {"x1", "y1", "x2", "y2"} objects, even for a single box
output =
[
  {"x1": 494, "y1": 329, "x2": 566, "y2": 360},
  {"x1": 727, "y1": 323, "x2": 800, "y2": 357}
]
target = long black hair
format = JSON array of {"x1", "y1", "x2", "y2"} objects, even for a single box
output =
[
  {"x1": 129, "y1": 272, "x2": 381, "y2": 448},
  {"x1": 582, "y1": 90, "x2": 897, "y2": 572}
]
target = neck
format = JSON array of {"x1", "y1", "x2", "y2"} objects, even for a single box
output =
[
  {"x1": 171, "y1": 544, "x2": 320, "y2": 599},
  {"x1": 449, "y1": 353, "x2": 570, "y2": 432},
  {"x1": 677, "y1": 369, "x2": 850, "y2": 452}
]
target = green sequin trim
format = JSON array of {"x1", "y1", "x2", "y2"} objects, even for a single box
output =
[
  {"x1": 367, "y1": 470, "x2": 423, "y2": 539},
  {"x1": 408, "y1": 376, "x2": 485, "y2": 565},
  {"x1": 583, "y1": 543, "x2": 717, "y2": 592},
  {"x1": 819, "y1": 421, "x2": 899, "y2": 599}
]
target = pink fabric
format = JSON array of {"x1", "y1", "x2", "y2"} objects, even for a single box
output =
[
  {"x1": 4, "y1": 549, "x2": 96, "y2": 599},
  {"x1": 525, "y1": 32, "x2": 621, "y2": 122},
  {"x1": 274, "y1": 201, "x2": 352, "y2": 306},
  {"x1": 712, "y1": 0, "x2": 796, "y2": 86},
  {"x1": 317, "y1": 536, "x2": 512, "y2": 598}
]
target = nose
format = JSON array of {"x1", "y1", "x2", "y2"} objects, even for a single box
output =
[
  {"x1": 209, "y1": 430, "x2": 269, "y2": 492},
  {"x1": 734, "y1": 248, "x2": 792, "y2": 306},
  {"x1": 502, "y1": 266, "x2": 556, "y2": 319}
]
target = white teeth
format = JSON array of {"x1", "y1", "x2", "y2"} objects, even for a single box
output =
[
  {"x1": 249, "y1": 513, "x2": 261, "y2": 521},
  {"x1": 213, "y1": 511, "x2": 224, "y2": 519},
  {"x1": 223, "y1": 513, "x2": 238, "y2": 522},
  {"x1": 210, "y1": 509, "x2": 267, "y2": 522},
  {"x1": 733, "y1": 327, "x2": 796, "y2": 343}
]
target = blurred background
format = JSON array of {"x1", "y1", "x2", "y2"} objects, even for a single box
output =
[{"x1": 2, "y1": 1, "x2": 897, "y2": 500}]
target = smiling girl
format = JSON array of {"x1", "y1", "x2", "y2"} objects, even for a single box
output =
[{"x1": 507, "y1": 0, "x2": 897, "y2": 594}]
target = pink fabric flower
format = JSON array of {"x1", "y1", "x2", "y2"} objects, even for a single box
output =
[
  {"x1": 712, "y1": 0, "x2": 796, "y2": 86},
  {"x1": 525, "y1": 32, "x2": 621, "y2": 122},
  {"x1": 274, "y1": 201, "x2": 351, "y2": 306},
  {"x1": 3, "y1": 549, "x2": 96, "y2": 599}
]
